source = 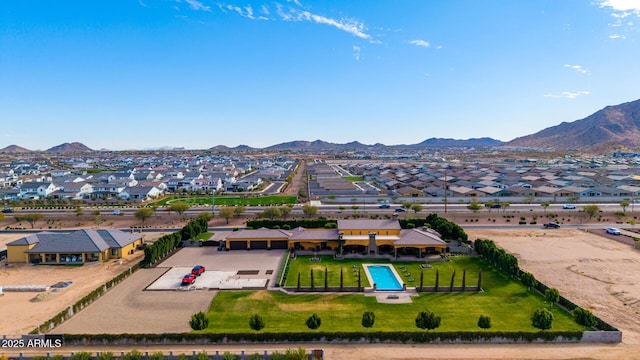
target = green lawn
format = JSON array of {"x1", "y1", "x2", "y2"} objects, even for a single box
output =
[
  {"x1": 193, "y1": 232, "x2": 213, "y2": 241},
  {"x1": 149, "y1": 195, "x2": 297, "y2": 207},
  {"x1": 205, "y1": 257, "x2": 583, "y2": 333},
  {"x1": 343, "y1": 176, "x2": 364, "y2": 182}
]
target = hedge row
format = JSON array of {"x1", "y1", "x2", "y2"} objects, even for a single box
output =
[
  {"x1": 61, "y1": 331, "x2": 583, "y2": 344},
  {"x1": 143, "y1": 218, "x2": 208, "y2": 265}
]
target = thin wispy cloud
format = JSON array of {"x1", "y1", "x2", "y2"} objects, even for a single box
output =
[
  {"x1": 276, "y1": 4, "x2": 377, "y2": 43},
  {"x1": 182, "y1": 0, "x2": 211, "y2": 11},
  {"x1": 609, "y1": 33, "x2": 627, "y2": 39},
  {"x1": 261, "y1": 5, "x2": 270, "y2": 15},
  {"x1": 353, "y1": 45, "x2": 361, "y2": 61},
  {"x1": 564, "y1": 64, "x2": 589, "y2": 74},
  {"x1": 544, "y1": 91, "x2": 591, "y2": 99},
  {"x1": 217, "y1": 3, "x2": 268, "y2": 20},
  {"x1": 408, "y1": 39, "x2": 430, "y2": 48}
]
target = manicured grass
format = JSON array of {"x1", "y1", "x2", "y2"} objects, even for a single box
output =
[
  {"x1": 149, "y1": 195, "x2": 297, "y2": 207},
  {"x1": 343, "y1": 176, "x2": 364, "y2": 182},
  {"x1": 193, "y1": 232, "x2": 213, "y2": 241},
  {"x1": 205, "y1": 257, "x2": 583, "y2": 333}
]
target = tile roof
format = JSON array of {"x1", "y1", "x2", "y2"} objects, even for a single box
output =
[
  {"x1": 337, "y1": 219, "x2": 401, "y2": 231},
  {"x1": 8, "y1": 229, "x2": 142, "y2": 254}
]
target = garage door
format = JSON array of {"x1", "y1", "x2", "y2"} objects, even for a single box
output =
[
  {"x1": 271, "y1": 240, "x2": 288, "y2": 249},
  {"x1": 229, "y1": 240, "x2": 248, "y2": 250},
  {"x1": 251, "y1": 240, "x2": 268, "y2": 249}
]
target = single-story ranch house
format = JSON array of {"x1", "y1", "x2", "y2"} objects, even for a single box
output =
[
  {"x1": 6, "y1": 229, "x2": 144, "y2": 264},
  {"x1": 224, "y1": 219, "x2": 447, "y2": 257}
]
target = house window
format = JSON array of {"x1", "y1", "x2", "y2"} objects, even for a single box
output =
[{"x1": 111, "y1": 249, "x2": 119, "y2": 256}]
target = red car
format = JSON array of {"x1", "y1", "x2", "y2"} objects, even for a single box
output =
[
  {"x1": 181, "y1": 274, "x2": 196, "y2": 286},
  {"x1": 191, "y1": 265, "x2": 205, "y2": 276}
]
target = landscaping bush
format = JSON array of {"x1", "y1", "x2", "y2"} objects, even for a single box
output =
[
  {"x1": 190, "y1": 311, "x2": 209, "y2": 330},
  {"x1": 306, "y1": 313, "x2": 322, "y2": 330},
  {"x1": 250, "y1": 314, "x2": 265, "y2": 331},
  {"x1": 477, "y1": 315, "x2": 492, "y2": 329},
  {"x1": 415, "y1": 310, "x2": 441, "y2": 330},
  {"x1": 532, "y1": 308, "x2": 554, "y2": 330},
  {"x1": 573, "y1": 308, "x2": 597, "y2": 328}
]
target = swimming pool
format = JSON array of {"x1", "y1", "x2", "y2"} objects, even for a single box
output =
[{"x1": 365, "y1": 265, "x2": 403, "y2": 291}]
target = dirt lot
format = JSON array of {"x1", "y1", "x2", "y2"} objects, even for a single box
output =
[
  {"x1": 0, "y1": 232, "x2": 170, "y2": 336},
  {"x1": 466, "y1": 228, "x2": 640, "y2": 345},
  {"x1": 53, "y1": 267, "x2": 214, "y2": 334}
]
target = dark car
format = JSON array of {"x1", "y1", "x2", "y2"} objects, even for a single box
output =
[
  {"x1": 394, "y1": 208, "x2": 406, "y2": 212},
  {"x1": 181, "y1": 274, "x2": 196, "y2": 286},
  {"x1": 543, "y1": 222, "x2": 560, "y2": 229},
  {"x1": 490, "y1": 203, "x2": 501, "y2": 209},
  {"x1": 1, "y1": 206, "x2": 12, "y2": 213},
  {"x1": 378, "y1": 203, "x2": 390, "y2": 209},
  {"x1": 191, "y1": 265, "x2": 205, "y2": 276}
]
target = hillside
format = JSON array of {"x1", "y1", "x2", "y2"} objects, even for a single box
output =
[
  {"x1": 46, "y1": 142, "x2": 93, "y2": 153},
  {"x1": 0, "y1": 145, "x2": 31, "y2": 153},
  {"x1": 506, "y1": 99, "x2": 640, "y2": 150}
]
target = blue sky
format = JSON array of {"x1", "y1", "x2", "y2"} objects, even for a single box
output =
[{"x1": 1, "y1": 0, "x2": 640, "y2": 150}]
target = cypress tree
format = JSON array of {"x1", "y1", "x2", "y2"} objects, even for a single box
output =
[
  {"x1": 419, "y1": 269, "x2": 424, "y2": 291},
  {"x1": 435, "y1": 269, "x2": 439, "y2": 292},
  {"x1": 324, "y1": 266, "x2": 328, "y2": 291},
  {"x1": 462, "y1": 269, "x2": 466, "y2": 291},
  {"x1": 477, "y1": 271, "x2": 483, "y2": 291},
  {"x1": 450, "y1": 270, "x2": 456, "y2": 292},
  {"x1": 340, "y1": 268, "x2": 344, "y2": 291}
]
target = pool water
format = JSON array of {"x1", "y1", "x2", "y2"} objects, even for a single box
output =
[{"x1": 367, "y1": 265, "x2": 403, "y2": 291}]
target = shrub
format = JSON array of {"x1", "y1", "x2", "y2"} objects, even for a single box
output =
[
  {"x1": 574, "y1": 308, "x2": 597, "y2": 328},
  {"x1": 415, "y1": 310, "x2": 441, "y2": 330},
  {"x1": 222, "y1": 352, "x2": 237, "y2": 360},
  {"x1": 477, "y1": 315, "x2": 492, "y2": 329},
  {"x1": 247, "y1": 354, "x2": 263, "y2": 360},
  {"x1": 176, "y1": 355, "x2": 190, "y2": 360},
  {"x1": 123, "y1": 350, "x2": 143, "y2": 360},
  {"x1": 190, "y1": 352, "x2": 208, "y2": 360},
  {"x1": 306, "y1": 313, "x2": 322, "y2": 330},
  {"x1": 97, "y1": 352, "x2": 115, "y2": 360},
  {"x1": 250, "y1": 313, "x2": 265, "y2": 331},
  {"x1": 285, "y1": 347, "x2": 308, "y2": 360},
  {"x1": 361, "y1": 311, "x2": 375, "y2": 329},
  {"x1": 149, "y1": 352, "x2": 165, "y2": 360},
  {"x1": 71, "y1": 352, "x2": 92, "y2": 360},
  {"x1": 190, "y1": 311, "x2": 209, "y2": 330},
  {"x1": 532, "y1": 308, "x2": 554, "y2": 330}
]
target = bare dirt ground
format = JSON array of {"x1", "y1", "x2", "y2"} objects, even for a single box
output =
[
  {"x1": 53, "y1": 266, "x2": 214, "y2": 334},
  {"x1": 0, "y1": 232, "x2": 170, "y2": 336}
]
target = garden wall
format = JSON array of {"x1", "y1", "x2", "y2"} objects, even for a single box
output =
[{"x1": 581, "y1": 331, "x2": 623, "y2": 343}]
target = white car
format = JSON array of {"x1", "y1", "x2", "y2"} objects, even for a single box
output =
[
  {"x1": 562, "y1": 204, "x2": 577, "y2": 209},
  {"x1": 606, "y1": 227, "x2": 622, "y2": 235}
]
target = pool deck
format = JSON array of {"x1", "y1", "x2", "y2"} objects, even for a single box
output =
[{"x1": 364, "y1": 288, "x2": 419, "y2": 304}]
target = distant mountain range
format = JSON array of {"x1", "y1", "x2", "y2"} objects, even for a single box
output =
[
  {"x1": 2, "y1": 99, "x2": 640, "y2": 153},
  {"x1": 507, "y1": 98, "x2": 640, "y2": 150}
]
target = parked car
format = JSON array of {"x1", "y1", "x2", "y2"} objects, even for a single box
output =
[
  {"x1": 181, "y1": 274, "x2": 196, "y2": 285},
  {"x1": 378, "y1": 203, "x2": 390, "y2": 209},
  {"x1": 191, "y1": 265, "x2": 205, "y2": 276},
  {"x1": 2, "y1": 205, "x2": 12, "y2": 213},
  {"x1": 543, "y1": 222, "x2": 560, "y2": 229},
  {"x1": 394, "y1": 208, "x2": 406, "y2": 212},
  {"x1": 606, "y1": 227, "x2": 622, "y2": 235},
  {"x1": 562, "y1": 204, "x2": 577, "y2": 209},
  {"x1": 490, "y1": 203, "x2": 501, "y2": 209},
  {"x1": 112, "y1": 210, "x2": 122, "y2": 215}
]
